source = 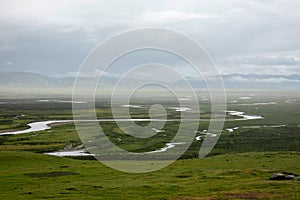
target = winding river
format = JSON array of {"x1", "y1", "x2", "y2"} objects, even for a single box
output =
[
  {"x1": 0, "y1": 110, "x2": 266, "y2": 157},
  {"x1": 0, "y1": 119, "x2": 171, "y2": 136},
  {"x1": 0, "y1": 110, "x2": 264, "y2": 136}
]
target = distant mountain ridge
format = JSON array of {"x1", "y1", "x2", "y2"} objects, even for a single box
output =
[
  {"x1": 0, "y1": 71, "x2": 299, "y2": 89},
  {"x1": 221, "y1": 73, "x2": 300, "y2": 89}
]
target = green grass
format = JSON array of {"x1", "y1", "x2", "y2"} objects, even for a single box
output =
[
  {"x1": 0, "y1": 124, "x2": 81, "y2": 152},
  {"x1": 0, "y1": 94, "x2": 299, "y2": 159},
  {"x1": 0, "y1": 91, "x2": 299, "y2": 199},
  {"x1": 2, "y1": 121, "x2": 299, "y2": 159},
  {"x1": 0, "y1": 151, "x2": 299, "y2": 199}
]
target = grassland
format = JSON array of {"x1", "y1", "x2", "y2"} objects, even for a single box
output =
[
  {"x1": 0, "y1": 151, "x2": 299, "y2": 199},
  {"x1": 0, "y1": 90, "x2": 299, "y2": 199}
]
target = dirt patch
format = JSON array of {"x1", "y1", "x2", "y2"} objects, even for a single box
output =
[
  {"x1": 217, "y1": 170, "x2": 241, "y2": 176},
  {"x1": 173, "y1": 197, "x2": 217, "y2": 200},
  {"x1": 24, "y1": 171, "x2": 79, "y2": 178},
  {"x1": 176, "y1": 175, "x2": 192, "y2": 178},
  {"x1": 225, "y1": 192, "x2": 270, "y2": 199},
  {"x1": 172, "y1": 192, "x2": 273, "y2": 200},
  {"x1": 48, "y1": 122, "x2": 73, "y2": 127},
  {"x1": 0, "y1": 129, "x2": 20, "y2": 133}
]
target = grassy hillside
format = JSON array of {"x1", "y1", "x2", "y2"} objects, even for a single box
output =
[{"x1": 0, "y1": 151, "x2": 299, "y2": 199}]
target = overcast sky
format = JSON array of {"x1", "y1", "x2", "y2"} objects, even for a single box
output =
[{"x1": 0, "y1": 0, "x2": 300, "y2": 76}]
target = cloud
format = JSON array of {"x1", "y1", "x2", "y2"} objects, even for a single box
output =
[
  {"x1": 224, "y1": 54, "x2": 300, "y2": 67},
  {"x1": 0, "y1": 0, "x2": 300, "y2": 76},
  {"x1": 134, "y1": 10, "x2": 219, "y2": 25},
  {"x1": 0, "y1": 45, "x2": 15, "y2": 52},
  {"x1": 244, "y1": 56, "x2": 300, "y2": 66},
  {"x1": 6, "y1": 61, "x2": 13, "y2": 65},
  {"x1": 67, "y1": 69, "x2": 114, "y2": 78},
  {"x1": 227, "y1": 74, "x2": 300, "y2": 84}
]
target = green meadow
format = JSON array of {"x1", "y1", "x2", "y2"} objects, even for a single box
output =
[
  {"x1": 0, "y1": 90, "x2": 299, "y2": 199},
  {"x1": 0, "y1": 151, "x2": 299, "y2": 199}
]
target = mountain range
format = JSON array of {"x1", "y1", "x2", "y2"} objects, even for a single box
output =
[{"x1": 0, "y1": 71, "x2": 299, "y2": 89}]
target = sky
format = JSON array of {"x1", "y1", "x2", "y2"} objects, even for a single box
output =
[{"x1": 0, "y1": 0, "x2": 300, "y2": 77}]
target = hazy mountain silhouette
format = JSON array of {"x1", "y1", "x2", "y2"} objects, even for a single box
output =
[{"x1": 1, "y1": 71, "x2": 299, "y2": 89}]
